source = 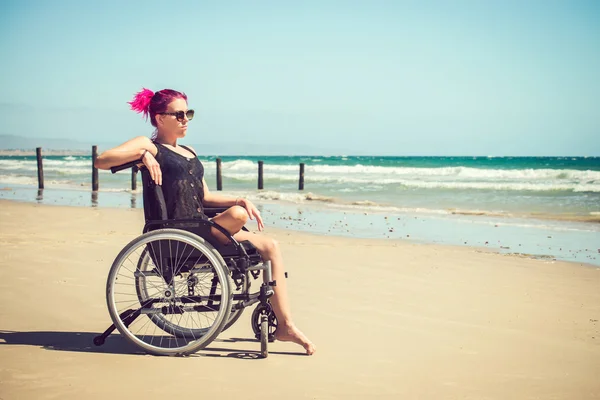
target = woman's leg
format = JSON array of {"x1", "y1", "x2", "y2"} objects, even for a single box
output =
[
  {"x1": 233, "y1": 230, "x2": 316, "y2": 355},
  {"x1": 211, "y1": 207, "x2": 316, "y2": 355},
  {"x1": 209, "y1": 206, "x2": 248, "y2": 242}
]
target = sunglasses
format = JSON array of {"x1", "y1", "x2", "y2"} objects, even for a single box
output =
[{"x1": 159, "y1": 109, "x2": 195, "y2": 122}]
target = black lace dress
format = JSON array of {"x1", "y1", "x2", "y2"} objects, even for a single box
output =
[{"x1": 142, "y1": 142, "x2": 207, "y2": 221}]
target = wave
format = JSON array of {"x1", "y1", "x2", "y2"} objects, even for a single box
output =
[
  {"x1": 390, "y1": 180, "x2": 600, "y2": 192},
  {"x1": 221, "y1": 172, "x2": 600, "y2": 192},
  {"x1": 252, "y1": 193, "x2": 498, "y2": 219},
  {"x1": 0, "y1": 174, "x2": 75, "y2": 186},
  {"x1": 0, "y1": 159, "x2": 113, "y2": 175},
  {"x1": 254, "y1": 191, "x2": 335, "y2": 203},
  {"x1": 0, "y1": 175, "x2": 39, "y2": 185},
  {"x1": 218, "y1": 159, "x2": 255, "y2": 171},
  {"x1": 0, "y1": 175, "x2": 141, "y2": 193},
  {"x1": 213, "y1": 161, "x2": 600, "y2": 181},
  {"x1": 249, "y1": 192, "x2": 600, "y2": 225},
  {"x1": 0, "y1": 165, "x2": 104, "y2": 175},
  {"x1": 2, "y1": 157, "x2": 600, "y2": 194},
  {"x1": 3, "y1": 158, "x2": 599, "y2": 184},
  {"x1": 99, "y1": 187, "x2": 142, "y2": 193},
  {"x1": 249, "y1": 191, "x2": 486, "y2": 216},
  {"x1": 0, "y1": 159, "x2": 92, "y2": 168}
]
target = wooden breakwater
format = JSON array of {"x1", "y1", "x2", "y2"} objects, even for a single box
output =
[{"x1": 34, "y1": 146, "x2": 306, "y2": 191}]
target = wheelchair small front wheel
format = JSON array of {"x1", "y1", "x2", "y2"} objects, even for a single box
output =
[
  {"x1": 252, "y1": 303, "x2": 277, "y2": 343},
  {"x1": 93, "y1": 336, "x2": 105, "y2": 346}
]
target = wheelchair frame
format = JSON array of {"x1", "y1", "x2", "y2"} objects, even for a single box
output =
[{"x1": 94, "y1": 161, "x2": 278, "y2": 357}]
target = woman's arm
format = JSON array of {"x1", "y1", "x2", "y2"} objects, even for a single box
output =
[
  {"x1": 94, "y1": 136, "x2": 156, "y2": 170},
  {"x1": 95, "y1": 136, "x2": 162, "y2": 184},
  {"x1": 202, "y1": 178, "x2": 264, "y2": 231}
]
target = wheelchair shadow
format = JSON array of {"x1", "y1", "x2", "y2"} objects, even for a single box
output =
[
  {"x1": 0, "y1": 329, "x2": 143, "y2": 355},
  {"x1": 0, "y1": 330, "x2": 305, "y2": 358}
]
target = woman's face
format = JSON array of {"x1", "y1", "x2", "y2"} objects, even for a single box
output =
[{"x1": 156, "y1": 97, "x2": 191, "y2": 138}]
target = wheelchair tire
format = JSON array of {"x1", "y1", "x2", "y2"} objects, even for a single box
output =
[
  {"x1": 260, "y1": 314, "x2": 268, "y2": 358},
  {"x1": 107, "y1": 229, "x2": 232, "y2": 356}
]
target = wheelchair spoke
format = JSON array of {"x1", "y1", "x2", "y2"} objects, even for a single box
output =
[
  {"x1": 169, "y1": 240, "x2": 188, "y2": 279},
  {"x1": 106, "y1": 229, "x2": 232, "y2": 355},
  {"x1": 121, "y1": 249, "x2": 166, "y2": 297},
  {"x1": 171, "y1": 239, "x2": 191, "y2": 279}
]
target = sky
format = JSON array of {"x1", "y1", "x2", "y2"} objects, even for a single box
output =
[{"x1": 1, "y1": 0, "x2": 599, "y2": 156}]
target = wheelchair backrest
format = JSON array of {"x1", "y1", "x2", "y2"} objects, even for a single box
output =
[{"x1": 140, "y1": 167, "x2": 168, "y2": 222}]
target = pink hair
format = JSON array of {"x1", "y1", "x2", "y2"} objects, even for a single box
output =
[
  {"x1": 128, "y1": 88, "x2": 188, "y2": 127},
  {"x1": 128, "y1": 88, "x2": 154, "y2": 120}
]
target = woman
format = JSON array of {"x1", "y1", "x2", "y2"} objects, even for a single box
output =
[{"x1": 95, "y1": 88, "x2": 315, "y2": 355}]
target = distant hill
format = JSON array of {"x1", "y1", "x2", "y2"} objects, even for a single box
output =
[
  {"x1": 0, "y1": 134, "x2": 348, "y2": 156},
  {"x1": 0, "y1": 134, "x2": 103, "y2": 153}
]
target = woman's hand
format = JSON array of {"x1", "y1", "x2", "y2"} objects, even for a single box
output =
[
  {"x1": 238, "y1": 198, "x2": 264, "y2": 231},
  {"x1": 142, "y1": 150, "x2": 162, "y2": 185}
]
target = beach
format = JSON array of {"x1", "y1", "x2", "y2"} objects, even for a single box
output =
[{"x1": 0, "y1": 200, "x2": 599, "y2": 399}]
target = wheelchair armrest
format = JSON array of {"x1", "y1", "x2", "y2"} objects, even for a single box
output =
[{"x1": 110, "y1": 159, "x2": 143, "y2": 174}]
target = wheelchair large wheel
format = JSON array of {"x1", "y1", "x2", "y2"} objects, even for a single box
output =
[
  {"x1": 107, "y1": 229, "x2": 232, "y2": 356},
  {"x1": 136, "y1": 238, "x2": 249, "y2": 334},
  {"x1": 134, "y1": 244, "x2": 229, "y2": 339}
]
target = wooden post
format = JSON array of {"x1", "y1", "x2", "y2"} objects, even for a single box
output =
[
  {"x1": 130, "y1": 193, "x2": 137, "y2": 209},
  {"x1": 216, "y1": 158, "x2": 222, "y2": 191},
  {"x1": 36, "y1": 147, "x2": 44, "y2": 189},
  {"x1": 92, "y1": 145, "x2": 99, "y2": 191},
  {"x1": 258, "y1": 160, "x2": 264, "y2": 190},
  {"x1": 131, "y1": 165, "x2": 138, "y2": 191},
  {"x1": 299, "y1": 163, "x2": 305, "y2": 190}
]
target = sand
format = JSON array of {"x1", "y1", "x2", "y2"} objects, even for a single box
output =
[{"x1": 0, "y1": 200, "x2": 599, "y2": 399}]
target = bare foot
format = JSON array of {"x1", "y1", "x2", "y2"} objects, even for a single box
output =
[{"x1": 274, "y1": 323, "x2": 316, "y2": 355}]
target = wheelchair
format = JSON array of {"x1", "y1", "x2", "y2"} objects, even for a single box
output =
[{"x1": 94, "y1": 160, "x2": 278, "y2": 357}]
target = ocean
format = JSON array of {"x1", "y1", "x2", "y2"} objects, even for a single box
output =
[{"x1": 1, "y1": 154, "x2": 599, "y2": 265}]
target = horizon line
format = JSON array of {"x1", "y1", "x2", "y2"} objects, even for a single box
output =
[{"x1": 0, "y1": 149, "x2": 598, "y2": 158}]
